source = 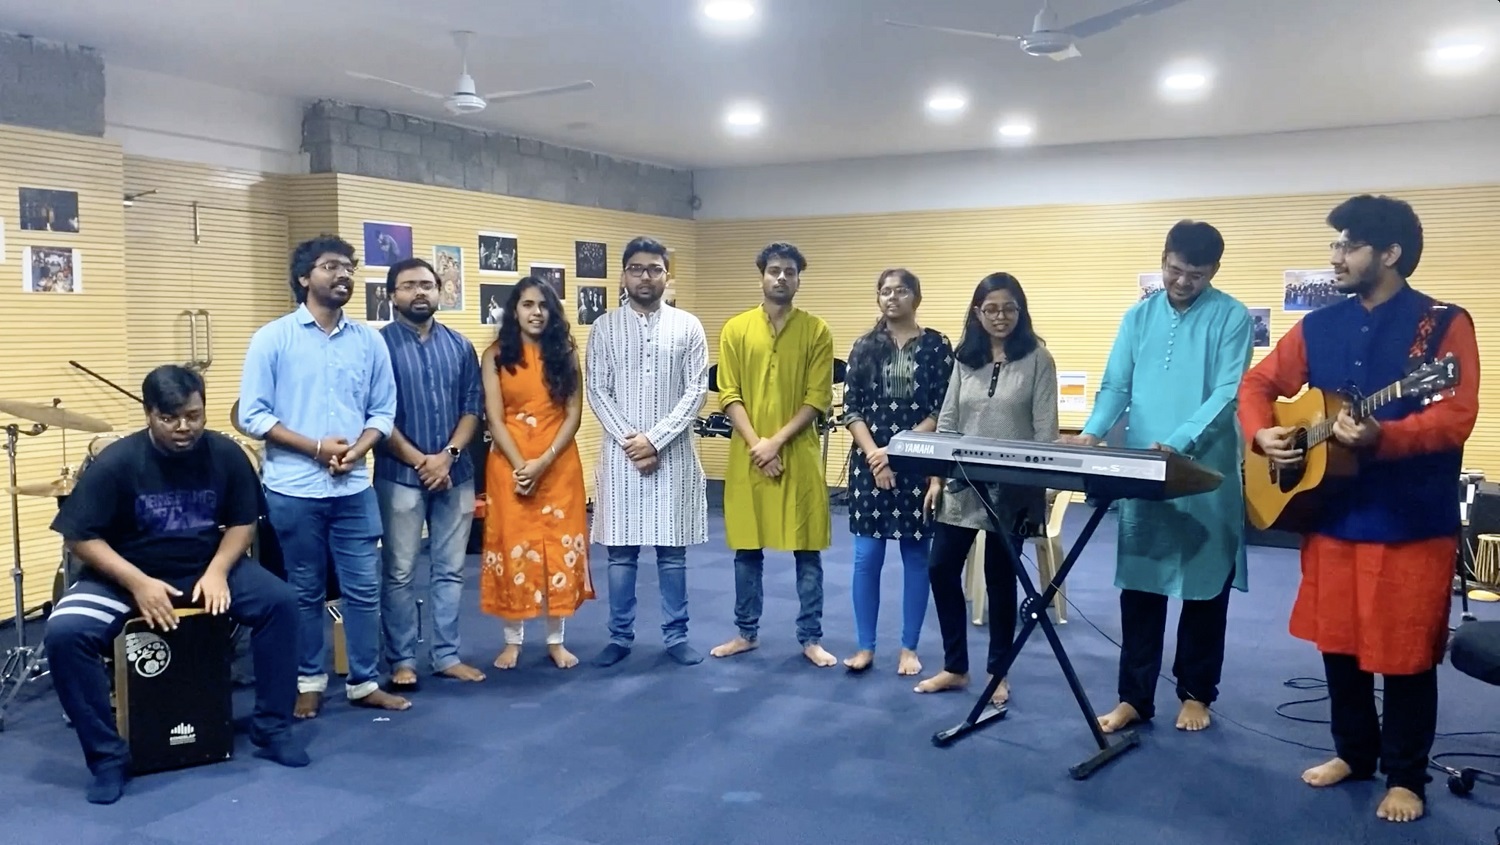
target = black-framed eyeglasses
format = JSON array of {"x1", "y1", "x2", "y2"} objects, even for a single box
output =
[
  {"x1": 1329, "y1": 240, "x2": 1368, "y2": 255},
  {"x1": 395, "y1": 279, "x2": 439, "y2": 292},
  {"x1": 317, "y1": 259, "x2": 358, "y2": 274},
  {"x1": 978, "y1": 305, "x2": 1020, "y2": 318},
  {"x1": 625, "y1": 264, "x2": 666, "y2": 279}
]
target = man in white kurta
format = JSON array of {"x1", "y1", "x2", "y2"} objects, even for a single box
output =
[{"x1": 586, "y1": 237, "x2": 710, "y2": 667}]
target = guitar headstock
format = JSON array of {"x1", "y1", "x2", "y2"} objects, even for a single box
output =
[{"x1": 1403, "y1": 353, "x2": 1460, "y2": 405}]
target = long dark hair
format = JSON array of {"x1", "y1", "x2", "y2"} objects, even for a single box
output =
[
  {"x1": 848, "y1": 268, "x2": 922, "y2": 387},
  {"x1": 496, "y1": 276, "x2": 579, "y2": 406},
  {"x1": 953, "y1": 273, "x2": 1041, "y2": 370}
]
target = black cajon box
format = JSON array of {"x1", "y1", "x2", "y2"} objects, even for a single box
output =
[{"x1": 113, "y1": 610, "x2": 235, "y2": 775}]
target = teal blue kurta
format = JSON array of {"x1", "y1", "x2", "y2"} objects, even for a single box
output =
[{"x1": 1081, "y1": 287, "x2": 1252, "y2": 601}]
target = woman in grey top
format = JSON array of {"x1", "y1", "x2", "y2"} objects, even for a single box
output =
[{"x1": 914, "y1": 273, "x2": 1058, "y2": 707}]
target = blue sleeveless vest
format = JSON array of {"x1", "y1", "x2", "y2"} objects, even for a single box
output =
[{"x1": 1300, "y1": 285, "x2": 1463, "y2": 543}]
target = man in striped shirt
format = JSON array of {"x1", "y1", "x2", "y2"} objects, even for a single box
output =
[{"x1": 375, "y1": 257, "x2": 487, "y2": 688}]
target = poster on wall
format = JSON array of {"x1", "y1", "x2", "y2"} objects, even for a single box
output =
[
  {"x1": 1247, "y1": 307, "x2": 1271, "y2": 348},
  {"x1": 1138, "y1": 271, "x2": 1163, "y2": 301},
  {"x1": 478, "y1": 232, "x2": 518, "y2": 274},
  {"x1": 575, "y1": 240, "x2": 608, "y2": 279},
  {"x1": 23, "y1": 245, "x2": 81, "y2": 293},
  {"x1": 479, "y1": 283, "x2": 514, "y2": 326},
  {"x1": 1057, "y1": 371, "x2": 1088, "y2": 412},
  {"x1": 365, "y1": 281, "x2": 392, "y2": 323},
  {"x1": 577, "y1": 285, "x2": 607, "y2": 326},
  {"x1": 361, "y1": 221, "x2": 413, "y2": 268},
  {"x1": 19, "y1": 188, "x2": 80, "y2": 233},
  {"x1": 1282, "y1": 269, "x2": 1344, "y2": 312},
  {"x1": 530, "y1": 263, "x2": 566, "y2": 299},
  {"x1": 433, "y1": 245, "x2": 464, "y2": 311}
]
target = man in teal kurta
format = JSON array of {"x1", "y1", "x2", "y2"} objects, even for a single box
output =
[
  {"x1": 709, "y1": 242, "x2": 838, "y2": 668},
  {"x1": 1066, "y1": 220, "x2": 1252, "y2": 734}
]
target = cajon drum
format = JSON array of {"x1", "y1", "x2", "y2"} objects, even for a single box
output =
[{"x1": 113, "y1": 609, "x2": 235, "y2": 775}]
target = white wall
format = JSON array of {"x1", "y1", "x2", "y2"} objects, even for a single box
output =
[
  {"x1": 693, "y1": 117, "x2": 1500, "y2": 220},
  {"x1": 105, "y1": 65, "x2": 307, "y2": 174}
]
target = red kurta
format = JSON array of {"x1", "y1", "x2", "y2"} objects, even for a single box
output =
[{"x1": 1237, "y1": 311, "x2": 1481, "y2": 675}]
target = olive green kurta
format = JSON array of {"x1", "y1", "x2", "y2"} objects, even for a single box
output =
[{"x1": 717, "y1": 305, "x2": 834, "y2": 552}]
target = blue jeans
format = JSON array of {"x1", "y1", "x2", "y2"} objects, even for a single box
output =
[
  {"x1": 606, "y1": 545, "x2": 689, "y2": 648},
  {"x1": 375, "y1": 478, "x2": 476, "y2": 673},
  {"x1": 264, "y1": 487, "x2": 383, "y2": 699},
  {"x1": 851, "y1": 535, "x2": 930, "y2": 653},
  {"x1": 733, "y1": 549, "x2": 823, "y2": 646}
]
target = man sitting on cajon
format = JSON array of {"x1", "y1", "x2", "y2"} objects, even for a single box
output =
[{"x1": 44, "y1": 365, "x2": 308, "y2": 804}]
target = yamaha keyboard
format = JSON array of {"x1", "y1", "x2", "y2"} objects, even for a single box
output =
[{"x1": 886, "y1": 431, "x2": 1223, "y2": 502}]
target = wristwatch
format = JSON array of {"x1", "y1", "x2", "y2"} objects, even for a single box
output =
[{"x1": 445, "y1": 445, "x2": 461, "y2": 458}]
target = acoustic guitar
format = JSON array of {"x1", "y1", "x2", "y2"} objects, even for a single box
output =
[{"x1": 1244, "y1": 354, "x2": 1460, "y2": 532}]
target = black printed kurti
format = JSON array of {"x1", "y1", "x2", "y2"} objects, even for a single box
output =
[{"x1": 843, "y1": 327, "x2": 954, "y2": 541}]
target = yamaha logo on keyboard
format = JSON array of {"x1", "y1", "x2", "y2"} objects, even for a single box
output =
[{"x1": 901, "y1": 442, "x2": 936, "y2": 455}]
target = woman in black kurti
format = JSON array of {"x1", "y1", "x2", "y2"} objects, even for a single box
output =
[{"x1": 842, "y1": 268, "x2": 954, "y2": 675}]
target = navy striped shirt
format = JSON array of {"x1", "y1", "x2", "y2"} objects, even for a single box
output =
[{"x1": 375, "y1": 319, "x2": 484, "y2": 489}]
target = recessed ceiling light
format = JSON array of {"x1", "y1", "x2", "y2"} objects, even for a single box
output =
[
  {"x1": 997, "y1": 121, "x2": 1033, "y2": 139},
  {"x1": 1162, "y1": 72, "x2": 1207, "y2": 91},
  {"x1": 926, "y1": 92, "x2": 967, "y2": 113},
  {"x1": 1434, "y1": 42, "x2": 1484, "y2": 61},
  {"x1": 724, "y1": 104, "x2": 763, "y2": 129},
  {"x1": 1426, "y1": 36, "x2": 1489, "y2": 74},
  {"x1": 702, "y1": 0, "x2": 755, "y2": 21}
]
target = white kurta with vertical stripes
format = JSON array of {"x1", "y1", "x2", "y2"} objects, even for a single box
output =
[{"x1": 585, "y1": 303, "x2": 710, "y2": 547}]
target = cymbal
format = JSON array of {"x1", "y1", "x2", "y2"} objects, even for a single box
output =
[
  {"x1": 6, "y1": 476, "x2": 78, "y2": 498},
  {"x1": 0, "y1": 399, "x2": 113, "y2": 433}
]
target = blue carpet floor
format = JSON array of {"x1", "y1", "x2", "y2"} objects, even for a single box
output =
[{"x1": 2, "y1": 504, "x2": 1497, "y2": 845}]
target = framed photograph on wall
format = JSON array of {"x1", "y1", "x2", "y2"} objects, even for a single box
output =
[
  {"x1": 577, "y1": 285, "x2": 607, "y2": 326},
  {"x1": 365, "y1": 281, "x2": 393, "y2": 323},
  {"x1": 23, "y1": 245, "x2": 82, "y2": 293},
  {"x1": 19, "y1": 187, "x2": 80, "y2": 233},
  {"x1": 1138, "y1": 271, "x2": 1163, "y2": 301},
  {"x1": 478, "y1": 232, "x2": 518, "y2": 274},
  {"x1": 362, "y1": 221, "x2": 413, "y2": 268},
  {"x1": 433, "y1": 244, "x2": 464, "y2": 311},
  {"x1": 480, "y1": 283, "x2": 514, "y2": 326},
  {"x1": 575, "y1": 240, "x2": 607, "y2": 279},
  {"x1": 1283, "y1": 269, "x2": 1344, "y2": 312},
  {"x1": 1248, "y1": 307, "x2": 1271, "y2": 348},
  {"x1": 530, "y1": 263, "x2": 566, "y2": 299}
]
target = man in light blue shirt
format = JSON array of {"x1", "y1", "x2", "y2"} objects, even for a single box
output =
[{"x1": 238, "y1": 234, "x2": 411, "y2": 718}]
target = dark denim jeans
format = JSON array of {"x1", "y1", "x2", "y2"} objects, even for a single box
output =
[{"x1": 732, "y1": 549, "x2": 824, "y2": 646}]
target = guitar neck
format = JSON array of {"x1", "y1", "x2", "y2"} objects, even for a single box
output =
[{"x1": 1306, "y1": 381, "x2": 1402, "y2": 447}]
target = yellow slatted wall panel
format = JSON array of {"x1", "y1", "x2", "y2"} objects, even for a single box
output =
[
  {"x1": 123, "y1": 157, "x2": 292, "y2": 434},
  {"x1": 695, "y1": 185, "x2": 1500, "y2": 485},
  {"x1": 327, "y1": 174, "x2": 697, "y2": 501},
  {"x1": 282, "y1": 173, "x2": 341, "y2": 246},
  {"x1": 0, "y1": 126, "x2": 131, "y2": 621}
]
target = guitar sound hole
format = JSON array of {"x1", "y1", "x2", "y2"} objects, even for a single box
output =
[{"x1": 1273, "y1": 428, "x2": 1309, "y2": 493}]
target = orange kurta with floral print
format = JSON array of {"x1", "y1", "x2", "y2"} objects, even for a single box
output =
[{"x1": 480, "y1": 342, "x2": 593, "y2": 619}]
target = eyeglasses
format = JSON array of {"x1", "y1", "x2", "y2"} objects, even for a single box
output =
[
  {"x1": 978, "y1": 305, "x2": 1020, "y2": 318},
  {"x1": 625, "y1": 264, "x2": 666, "y2": 279},
  {"x1": 395, "y1": 279, "x2": 439, "y2": 292},
  {"x1": 316, "y1": 259, "x2": 358, "y2": 274},
  {"x1": 1329, "y1": 240, "x2": 1368, "y2": 255}
]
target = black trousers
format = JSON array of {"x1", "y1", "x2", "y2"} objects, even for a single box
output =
[
  {"x1": 927, "y1": 522, "x2": 1020, "y2": 677},
  {"x1": 1117, "y1": 571, "x2": 1233, "y2": 720},
  {"x1": 1324, "y1": 653, "x2": 1437, "y2": 798}
]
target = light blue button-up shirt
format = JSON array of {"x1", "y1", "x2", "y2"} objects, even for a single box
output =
[{"x1": 238, "y1": 304, "x2": 397, "y2": 499}]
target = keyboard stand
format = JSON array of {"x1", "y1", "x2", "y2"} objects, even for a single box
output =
[{"x1": 932, "y1": 486, "x2": 1140, "y2": 780}]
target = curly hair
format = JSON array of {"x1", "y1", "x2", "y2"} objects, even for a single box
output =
[{"x1": 495, "y1": 276, "x2": 579, "y2": 406}]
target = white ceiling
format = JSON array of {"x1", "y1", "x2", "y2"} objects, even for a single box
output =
[{"x1": 5, "y1": 0, "x2": 1500, "y2": 169}]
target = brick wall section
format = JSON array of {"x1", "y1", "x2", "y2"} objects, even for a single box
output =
[
  {"x1": 302, "y1": 100, "x2": 695, "y2": 219},
  {"x1": 0, "y1": 32, "x2": 106, "y2": 137}
]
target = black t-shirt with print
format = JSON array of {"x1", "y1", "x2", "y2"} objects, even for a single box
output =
[{"x1": 51, "y1": 430, "x2": 260, "y2": 580}]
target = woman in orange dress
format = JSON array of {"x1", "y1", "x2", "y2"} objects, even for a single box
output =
[{"x1": 480, "y1": 277, "x2": 593, "y2": 670}]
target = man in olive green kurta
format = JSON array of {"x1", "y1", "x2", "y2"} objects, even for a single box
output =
[{"x1": 710, "y1": 242, "x2": 839, "y2": 667}]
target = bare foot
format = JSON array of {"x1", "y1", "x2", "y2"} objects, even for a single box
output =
[
  {"x1": 493, "y1": 645, "x2": 520, "y2": 670},
  {"x1": 389, "y1": 666, "x2": 418, "y2": 688},
  {"x1": 843, "y1": 650, "x2": 874, "y2": 672},
  {"x1": 710, "y1": 637, "x2": 758, "y2": 658},
  {"x1": 989, "y1": 677, "x2": 1010, "y2": 707},
  {"x1": 1376, "y1": 787, "x2": 1424, "y2": 823},
  {"x1": 438, "y1": 662, "x2": 487, "y2": 682},
  {"x1": 294, "y1": 691, "x2": 322, "y2": 720},
  {"x1": 1097, "y1": 702, "x2": 1141, "y2": 734},
  {"x1": 352, "y1": 689, "x2": 411, "y2": 711},
  {"x1": 804, "y1": 644, "x2": 837, "y2": 667},
  {"x1": 914, "y1": 670, "x2": 968, "y2": 694},
  {"x1": 548, "y1": 644, "x2": 579, "y2": 669},
  {"x1": 1176, "y1": 700, "x2": 1211, "y2": 731},
  {"x1": 1301, "y1": 758, "x2": 1354, "y2": 788},
  {"x1": 897, "y1": 649, "x2": 921, "y2": 676}
]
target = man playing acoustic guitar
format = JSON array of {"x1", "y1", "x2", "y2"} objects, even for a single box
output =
[{"x1": 1238, "y1": 194, "x2": 1480, "y2": 824}]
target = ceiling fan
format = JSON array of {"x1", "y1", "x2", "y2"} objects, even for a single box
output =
[
  {"x1": 885, "y1": 0, "x2": 1190, "y2": 62},
  {"x1": 346, "y1": 30, "x2": 594, "y2": 116}
]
